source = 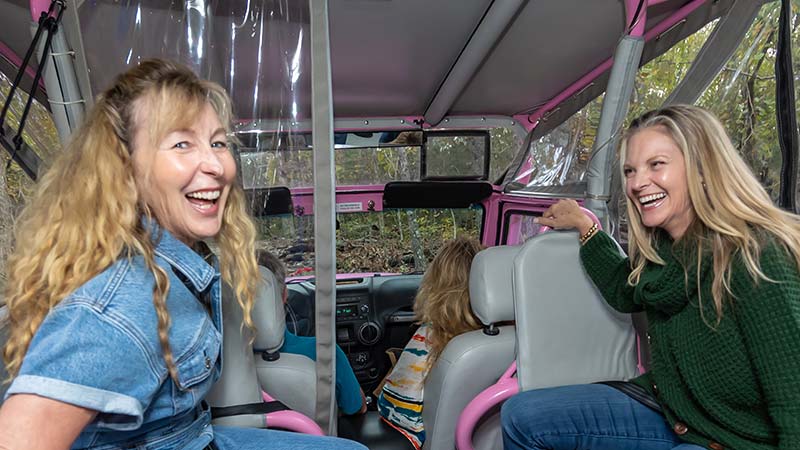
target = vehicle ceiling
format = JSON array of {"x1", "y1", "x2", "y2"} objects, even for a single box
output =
[{"x1": 0, "y1": 0, "x2": 746, "y2": 131}]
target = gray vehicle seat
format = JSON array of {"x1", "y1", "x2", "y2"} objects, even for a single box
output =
[
  {"x1": 251, "y1": 268, "x2": 318, "y2": 418},
  {"x1": 512, "y1": 231, "x2": 638, "y2": 392},
  {"x1": 205, "y1": 279, "x2": 267, "y2": 428},
  {"x1": 421, "y1": 244, "x2": 518, "y2": 450},
  {"x1": 206, "y1": 267, "x2": 318, "y2": 426},
  {"x1": 339, "y1": 245, "x2": 518, "y2": 450}
]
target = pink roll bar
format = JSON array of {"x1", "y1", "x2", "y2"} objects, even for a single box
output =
[
  {"x1": 455, "y1": 363, "x2": 518, "y2": 450},
  {"x1": 536, "y1": 205, "x2": 602, "y2": 234},
  {"x1": 516, "y1": 0, "x2": 709, "y2": 131},
  {"x1": 0, "y1": 41, "x2": 43, "y2": 90},
  {"x1": 261, "y1": 391, "x2": 325, "y2": 436},
  {"x1": 626, "y1": 0, "x2": 648, "y2": 37},
  {"x1": 29, "y1": 0, "x2": 55, "y2": 22}
]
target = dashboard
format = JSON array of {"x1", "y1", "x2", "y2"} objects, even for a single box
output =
[{"x1": 285, "y1": 274, "x2": 423, "y2": 393}]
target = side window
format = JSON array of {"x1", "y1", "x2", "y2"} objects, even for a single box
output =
[
  {"x1": 490, "y1": 127, "x2": 524, "y2": 184},
  {"x1": 512, "y1": 95, "x2": 603, "y2": 191},
  {"x1": 503, "y1": 211, "x2": 545, "y2": 246},
  {"x1": 625, "y1": 20, "x2": 720, "y2": 120},
  {"x1": 0, "y1": 70, "x2": 60, "y2": 293},
  {"x1": 693, "y1": 2, "x2": 788, "y2": 200}
]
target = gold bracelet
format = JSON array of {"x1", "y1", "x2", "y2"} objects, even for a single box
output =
[{"x1": 579, "y1": 222, "x2": 598, "y2": 245}]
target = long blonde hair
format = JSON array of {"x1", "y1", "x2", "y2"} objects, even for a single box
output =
[
  {"x1": 413, "y1": 236, "x2": 484, "y2": 367},
  {"x1": 621, "y1": 104, "x2": 800, "y2": 322},
  {"x1": 3, "y1": 59, "x2": 259, "y2": 382}
]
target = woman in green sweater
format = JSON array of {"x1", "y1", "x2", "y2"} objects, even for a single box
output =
[{"x1": 501, "y1": 105, "x2": 800, "y2": 450}]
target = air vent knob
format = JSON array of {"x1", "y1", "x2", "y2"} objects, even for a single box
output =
[{"x1": 358, "y1": 322, "x2": 381, "y2": 345}]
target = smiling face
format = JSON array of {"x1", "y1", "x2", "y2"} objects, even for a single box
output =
[
  {"x1": 132, "y1": 102, "x2": 236, "y2": 246},
  {"x1": 624, "y1": 126, "x2": 695, "y2": 240}
]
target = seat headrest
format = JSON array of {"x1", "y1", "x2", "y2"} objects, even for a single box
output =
[
  {"x1": 252, "y1": 266, "x2": 286, "y2": 353},
  {"x1": 469, "y1": 245, "x2": 519, "y2": 325}
]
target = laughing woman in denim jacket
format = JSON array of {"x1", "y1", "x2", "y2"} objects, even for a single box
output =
[{"x1": 0, "y1": 59, "x2": 365, "y2": 450}]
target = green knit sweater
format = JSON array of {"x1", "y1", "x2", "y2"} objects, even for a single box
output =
[{"x1": 580, "y1": 231, "x2": 800, "y2": 450}]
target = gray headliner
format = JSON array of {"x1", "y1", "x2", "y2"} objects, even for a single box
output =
[
  {"x1": 330, "y1": 0, "x2": 494, "y2": 117},
  {"x1": 0, "y1": 0, "x2": 748, "y2": 125},
  {"x1": 0, "y1": 0, "x2": 39, "y2": 71},
  {"x1": 454, "y1": 0, "x2": 626, "y2": 116}
]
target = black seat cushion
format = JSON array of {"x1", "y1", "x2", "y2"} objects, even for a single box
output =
[{"x1": 338, "y1": 411, "x2": 416, "y2": 450}]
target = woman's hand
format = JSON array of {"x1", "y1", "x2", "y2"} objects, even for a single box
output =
[
  {"x1": 536, "y1": 200, "x2": 595, "y2": 236},
  {"x1": 358, "y1": 388, "x2": 368, "y2": 415}
]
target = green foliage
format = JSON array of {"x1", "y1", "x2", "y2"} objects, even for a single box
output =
[
  {"x1": 489, "y1": 127, "x2": 522, "y2": 182},
  {"x1": 425, "y1": 133, "x2": 488, "y2": 178},
  {"x1": 256, "y1": 207, "x2": 482, "y2": 276},
  {"x1": 0, "y1": 71, "x2": 61, "y2": 291},
  {"x1": 335, "y1": 145, "x2": 420, "y2": 185},
  {"x1": 0, "y1": 71, "x2": 58, "y2": 204},
  {"x1": 241, "y1": 127, "x2": 521, "y2": 189}
]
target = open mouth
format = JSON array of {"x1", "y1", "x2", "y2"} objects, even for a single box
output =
[
  {"x1": 638, "y1": 192, "x2": 666, "y2": 209},
  {"x1": 185, "y1": 189, "x2": 221, "y2": 211}
]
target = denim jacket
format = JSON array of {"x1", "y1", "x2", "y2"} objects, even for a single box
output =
[{"x1": 6, "y1": 229, "x2": 223, "y2": 449}]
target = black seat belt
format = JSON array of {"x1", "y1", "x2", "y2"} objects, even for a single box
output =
[
  {"x1": 210, "y1": 400, "x2": 291, "y2": 419},
  {"x1": 776, "y1": 0, "x2": 799, "y2": 212}
]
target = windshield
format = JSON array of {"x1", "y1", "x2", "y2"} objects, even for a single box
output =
[
  {"x1": 240, "y1": 142, "x2": 421, "y2": 189},
  {"x1": 239, "y1": 127, "x2": 520, "y2": 189},
  {"x1": 256, "y1": 206, "x2": 483, "y2": 277}
]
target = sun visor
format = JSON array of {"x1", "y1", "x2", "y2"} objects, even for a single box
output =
[
  {"x1": 383, "y1": 181, "x2": 493, "y2": 209},
  {"x1": 245, "y1": 187, "x2": 293, "y2": 216}
]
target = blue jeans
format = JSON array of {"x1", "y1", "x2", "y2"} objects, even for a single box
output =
[
  {"x1": 213, "y1": 426, "x2": 367, "y2": 450},
  {"x1": 501, "y1": 384, "x2": 705, "y2": 450}
]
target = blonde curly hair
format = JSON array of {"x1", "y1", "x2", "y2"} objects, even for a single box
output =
[
  {"x1": 413, "y1": 236, "x2": 484, "y2": 368},
  {"x1": 3, "y1": 59, "x2": 259, "y2": 383}
]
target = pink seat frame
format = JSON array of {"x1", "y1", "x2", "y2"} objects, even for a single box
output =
[
  {"x1": 262, "y1": 391, "x2": 325, "y2": 436},
  {"x1": 454, "y1": 362, "x2": 518, "y2": 450}
]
